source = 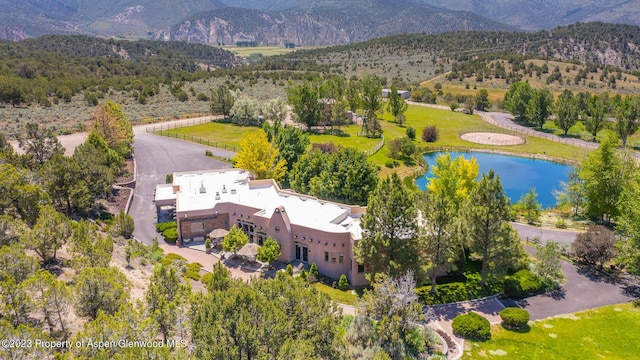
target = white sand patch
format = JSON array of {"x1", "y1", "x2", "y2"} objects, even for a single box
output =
[
  {"x1": 614, "y1": 307, "x2": 622, "y2": 312},
  {"x1": 549, "y1": 334, "x2": 557, "y2": 338},
  {"x1": 460, "y1": 132, "x2": 525, "y2": 145},
  {"x1": 543, "y1": 324, "x2": 554, "y2": 329},
  {"x1": 489, "y1": 349, "x2": 508, "y2": 356}
]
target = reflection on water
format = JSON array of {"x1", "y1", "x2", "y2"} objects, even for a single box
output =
[{"x1": 416, "y1": 152, "x2": 572, "y2": 208}]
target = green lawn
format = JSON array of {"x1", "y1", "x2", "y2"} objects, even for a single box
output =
[
  {"x1": 313, "y1": 283, "x2": 360, "y2": 306},
  {"x1": 162, "y1": 121, "x2": 251, "y2": 150},
  {"x1": 463, "y1": 303, "x2": 640, "y2": 360},
  {"x1": 307, "y1": 125, "x2": 381, "y2": 152},
  {"x1": 158, "y1": 104, "x2": 588, "y2": 177}
]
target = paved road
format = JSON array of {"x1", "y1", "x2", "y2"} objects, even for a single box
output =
[
  {"x1": 510, "y1": 221, "x2": 581, "y2": 245},
  {"x1": 130, "y1": 132, "x2": 233, "y2": 244},
  {"x1": 502, "y1": 246, "x2": 640, "y2": 320}
]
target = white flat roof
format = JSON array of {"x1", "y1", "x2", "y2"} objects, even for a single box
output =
[{"x1": 156, "y1": 169, "x2": 363, "y2": 237}]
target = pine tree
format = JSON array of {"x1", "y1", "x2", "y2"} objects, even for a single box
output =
[
  {"x1": 464, "y1": 170, "x2": 521, "y2": 285},
  {"x1": 355, "y1": 173, "x2": 420, "y2": 280}
]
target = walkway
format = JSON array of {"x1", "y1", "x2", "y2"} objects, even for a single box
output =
[
  {"x1": 159, "y1": 244, "x2": 260, "y2": 282},
  {"x1": 426, "y1": 295, "x2": 505, "y2": 359}
]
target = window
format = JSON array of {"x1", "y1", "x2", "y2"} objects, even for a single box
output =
[
  {"x1": 339, "y1": 253, "x2": 344, "y2": 264},
  {"x1": 331, "y1": 255, "x2": 336, "y2": 263},
  {"x1": 190, "y1": 222, "x2": 204, "y2": 233},
  {"x1": 357, "y1": 263, "x2": 365, "y2": 273},
  {"x1": 324, "y1": 251, "x2": 329, "y2": 262},
  {"x1": 275, "y1": 226, "x2": 280, "y2": 233}
]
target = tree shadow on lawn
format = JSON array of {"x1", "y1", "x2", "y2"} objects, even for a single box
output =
[{"x1": 501, "y1": 323, "x2": 531, "y2": 334}]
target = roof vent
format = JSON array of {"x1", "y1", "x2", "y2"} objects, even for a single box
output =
[
  {"x1": 215, "y1": 192, "x2": 221, "y2": 200},
  {"x1": 230, "y1": 189, "x2": 237, "y2": 194},
  {"x1": 199, "y1": 182, "x2": 206, "y2": 194},
  {"x1": 222, "y1": 185, "x2": 227, "y2": 193}
]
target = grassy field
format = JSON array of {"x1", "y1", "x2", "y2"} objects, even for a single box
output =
[
  {"x1": 463, "y1": 303, "x2": 640, "y2": 360},
  {"x1": 375, "y1": 105, "x2": 586, "y2": 176},
  {"x1": 220, "y1": 46, "x2": 316, "y2": 57},
  {"x1": 160, "y1": 104, "x2": 588, "y2": 178}
]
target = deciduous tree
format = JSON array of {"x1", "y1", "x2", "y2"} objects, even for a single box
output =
[
  {"x1": 514, "y1": 188, "x2": 542, "y2": 224},
  {"x1": 257, "y1": 237, "x2": 281, "y2": 266},
  {"x1": 234, "y1": 130, "x2": 287, "y2": 182},
  {"x1": 534, "y1": 241, "x2": 564, "y2": 288},
  {"x1": 92, "y1": 101, "x2": 134, "y2": 157},
  {"x1": 360, "y1": 74, "x2": 384, "y2": 137},
  {"x1": 554, "y1": 89, "x2": 579, "y2": 135},
  {"x1": 387, "y1": 85, "x2": 408, "y2": 124},
  {"x1": 287, "y1": 80, "x2": 323, "y2": 130},
  {"x1": 222, "y1": 225, "x2": 249, "y2": 258},
  {"x1": 573, "y1": 225, "x2": 617, "y2": 268},
  {"x1": 584, "y1": 92, "x2": 611, "y2": 140},
  {"x1": 229, "y1": 96, "x2": 259, "y2": 125},
  {"x1": 553, "y1": 168, "x2": 585, "y2": 216},
  {"x1": 504, "y1": 81, "x2": 533, "y2": 121},
  {"x1": 263, "y1": 120, "x2": 309, "y2": 172},
  {"x1": 614, "y1": 96, "x2": 639, "y2": 147},
  {"x1": 308, "y1": 147, "x2": 379, "y2": 205},
  {"x1": 526, "y1": 88, "x2": 553, "y2": 129}
]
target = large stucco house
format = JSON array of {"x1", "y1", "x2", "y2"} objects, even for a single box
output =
[{"x1": 154, "y1": 168, "x2": 369, "y2": 286}]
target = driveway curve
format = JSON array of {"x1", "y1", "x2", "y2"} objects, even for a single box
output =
[
  {"x1": 130, "y1": 132, "x2": 233, "y2": 244},
  {"x1": 503, "y1": 246, "x2": 640, "y2": 320},
  {"x1": 510, "y1": 221, "x2": 581, "y2": 246}
]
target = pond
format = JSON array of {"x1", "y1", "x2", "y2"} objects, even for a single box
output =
[{"x1": 416, "y1": 151, "x2": 573, "y2": 208}]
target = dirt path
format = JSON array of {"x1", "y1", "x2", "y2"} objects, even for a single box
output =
[{"x1": 9, "y1": 115, "x2": 223, "y2": 156}]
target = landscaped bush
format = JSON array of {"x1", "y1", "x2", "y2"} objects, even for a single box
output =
[
  {"x1": 503, "y1": 269, "x2": 544, "y2": 297},
  {"x1": 406, "y1": 126, "x2": 416, "y2": 140},
  {"x1": 338, "y1": 274, "x2": 349, "y2": 291},
  {"x1": 417, "y1": 273, "x2": 502, "y2": 305},
  {"x1": 452, "y1": 312, "x2": 491, "y2": 340},
  {"x1": 499, "y1": 307, "x2": 530, "y2": 329},
  {"x1": 422, "y1": 125, "x2": 439, "y2": 142},
  {"x1": 155, "y1": 221, "x2": 177, "y2": 233},
  {"x1": 162, "y1": 227, "x2": 178, "y2": 243}
]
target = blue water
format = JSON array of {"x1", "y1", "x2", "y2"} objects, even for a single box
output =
[{"x1": 416, "y1": 152, "x2": 573, "y2": 208}]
